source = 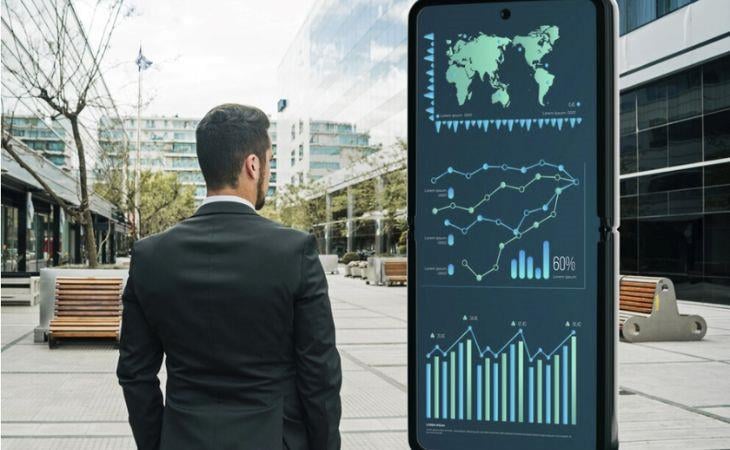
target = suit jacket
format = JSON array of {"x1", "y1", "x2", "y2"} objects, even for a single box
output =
[{"x1": 116, "y1": 200, "x2": 342, "y2": 450}]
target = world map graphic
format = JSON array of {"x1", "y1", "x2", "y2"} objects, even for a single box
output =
[{"x1": 445, "y1": 25, "x2": 560, "y2": 108}]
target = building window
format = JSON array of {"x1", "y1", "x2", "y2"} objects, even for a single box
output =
[
  {"x1": 311, "y1": 146, "x2": 342, "y2": 156},
  {"x1": 619, "y1": 54, "x2": 730, "y2": 304},
  {"x1": 618, "y1": 0, "x2": 696, "y2": 35},
  {"x1": 310, "y1": 161, "x2": 340, "y2": 170},
  {"x1": 1, "y1": 205, "x2": 20, "y2": 272},
  {"x1": 622, "y1": 55, "x2": 730, "y2": 174},
  {"x1": 704, "y1": 56, "x2": 730, "y2": 114},
  {"x1": 26, "y1": 210, "x2": 53, "y2": 272}
]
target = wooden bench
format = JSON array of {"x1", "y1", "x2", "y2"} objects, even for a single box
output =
[
  {"x1": 383, "y1": 260, "x2": 407, "y2": 286},
  {"x1": 48, "y1": 277, "x2": 124, "y2": 348},
  {"x1": 619, "y1": 275, "x2": 706, "y2": 342},
  {"x1": 1, "y1": 276, "x2": 40, "y2": 306}
]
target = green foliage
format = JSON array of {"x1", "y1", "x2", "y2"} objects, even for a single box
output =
[
  {"x1": 351, "y1": 178, "x2": 377, "y2": 216},
  {"x1": 95, "y1": 169, "x2": 196, "y2": 237},
  {"x1": 260, "y1": 138, "x2": 409, "y2": 241},
  {"x1": 267, "y1": 181, "x2": 327, "y2": 231},
  {"x1": 341, "y1": 252, "x2": 359, "y2": 264},
  {"x1": 138, "y1": 171, "x2": 196, "y2": 236}
]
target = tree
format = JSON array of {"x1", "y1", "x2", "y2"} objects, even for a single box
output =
[
  {"x1": 95, "y1": 170, "x2": 196, "y2": 237},
  {"x1": 137, "y1": 171, "x2": 196, "y2": 236},
  {"x1": 265, "y1": 180, "x2": 327, "y2": 231},
  {"x1": 1, "y1": 0, "x2": 125, "y2": 267}
]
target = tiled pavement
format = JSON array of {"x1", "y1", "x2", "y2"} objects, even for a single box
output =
[{"x1": 2, "y1": 273, "x2": 730, "y2": 449}]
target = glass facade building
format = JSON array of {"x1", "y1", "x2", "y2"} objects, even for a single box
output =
[
  {"x1": 276, "y1": 0, "x2": 411, "y2": 188},
  {"x1": 617, "y1": 0, "x2": 697, "y2": 35},
  {"x1": 618, "y1": 0, "x2": 730, "y2": 304},
  {"x1": 619, "y1": 55, "x2": 730, "y2": 304},
  {"x1": 2, "y1": 139, "x2": 125, "y2": 274}
]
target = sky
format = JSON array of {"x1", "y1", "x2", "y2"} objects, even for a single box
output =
[{"x1": 86, "y1": 0, "x2": 316, "y2": 119}]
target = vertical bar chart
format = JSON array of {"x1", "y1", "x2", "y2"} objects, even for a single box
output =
[
  {"x1": 510, "y1": 240, "x2": 551, "y2": 280},
  {"x1": 442, "y1": 361, "x2": 448, "y2": 419},
  {"x1": 434, "y1": 356, "x2": 440, "y2": 419},
  {"x1": 458, "y1": 343, "x2": 464, "y2": 420},
  {"x1": 425, "y1": 327, "x2": 578, "y2": 426},
  {"x1": 426, "y1": 362, "x2": 432, "y2": 419}
]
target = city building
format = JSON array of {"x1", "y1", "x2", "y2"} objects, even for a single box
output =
[
  {"x1": 275, "y1": 0, "x2": 410, "y2": 188},
  {"x1": 617, "y1": 0, "x2": 730, "y2": 304},
  {"x1": 276, "y1": 0, "x2": 410, "y2": 255},
  {"x1": 276, "y1": 118, "x2": 376, "y2": 187},
  {"x1": 268, "y1": 120, "x2": 279, "y2": 197},
  {"x1": 1, "y1": 115, "x2": 73, "y2": 168},
  {"x1": 99, "y1": 115, "x2": 204, "y2": 201},
  {"x1": 99, "y1": 116, "x2": 279, "y2": 202},
  {"x1": 1, "y1": 136, "x2": 127, "y2": 275}
]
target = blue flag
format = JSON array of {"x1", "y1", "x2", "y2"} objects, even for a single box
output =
[{"x1": 136, "y1": 47, "x2": 152, "y2": 71}]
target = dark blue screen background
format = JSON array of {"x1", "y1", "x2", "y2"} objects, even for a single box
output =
[{"x1": 414, "y1": 1, "x2": 600, "y2": 449}]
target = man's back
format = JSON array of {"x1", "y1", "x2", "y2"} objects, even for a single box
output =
[{"x1": 116, "y1": 200, "x2": 342, "y2": 450}]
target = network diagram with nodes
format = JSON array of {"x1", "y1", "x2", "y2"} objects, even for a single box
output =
[{"x1": 429, "y1": 159, "x2": 579, "y2": 282}]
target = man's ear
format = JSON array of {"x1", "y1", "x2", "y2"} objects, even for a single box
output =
[{"x1": 245, "y1": 154, "x2": 259, "y2": 181}]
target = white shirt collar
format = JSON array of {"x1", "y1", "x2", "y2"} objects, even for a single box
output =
[{"x1": 200, "y1": 195, "x2": 256, "y2": 212}]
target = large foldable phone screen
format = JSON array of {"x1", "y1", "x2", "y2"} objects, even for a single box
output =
[{"x1": 407, "y1": 1, "x2": 618, "y2": 449}]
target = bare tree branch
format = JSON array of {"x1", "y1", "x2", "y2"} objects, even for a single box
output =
[{"x1": 2, "y1": 131, "x2": 81, "y2": 220}]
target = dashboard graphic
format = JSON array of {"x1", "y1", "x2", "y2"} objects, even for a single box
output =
[
  {"x1": 428, "y1": 159, "x2": 581, "y2": 284},
  {"x1": 425, "y1": 323, "x2": 579, "y2": 426},
  {"x1": 413, "y1": 2, "x2": 602, "y2": 449},
  {"x1": 423, "y1": 30, "x2": 584, "y2": 134}
]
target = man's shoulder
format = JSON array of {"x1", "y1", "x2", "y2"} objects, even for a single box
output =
[
  {"x1": 257, "y1": 216, "x2": 314, "y2": 247},
  {"x1": 133, "y1": 215, "x2": 313, "y2": 254},
  {"x1": 130, "y1": 231, "x2": 163, "y2": 256}
]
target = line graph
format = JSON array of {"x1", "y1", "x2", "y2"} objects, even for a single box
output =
[
  {"x1": 424, "y1": 325, "x2": 578, "y2": 425},
  {"x1": 427, "y1": 326, "x2": 574, "y2": 360},
  {"x1": 430, "y1": 160, "x2": 579, "y2": 281}
]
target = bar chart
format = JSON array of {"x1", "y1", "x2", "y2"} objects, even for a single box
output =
[
  {"x1": 510, "y1": 241, "x2": 551, "y2": 280},
  {"x1": 425, "y1": 326, "x2": 577, "y2": 426}
]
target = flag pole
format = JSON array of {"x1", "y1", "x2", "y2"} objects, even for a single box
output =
[{"x1": 134, "y1": 62, "x2": 142, "y2": 240}]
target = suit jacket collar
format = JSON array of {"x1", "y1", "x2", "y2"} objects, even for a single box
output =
[{"x1": 192, "y1": 200, "x2": 257, "y2": 217}]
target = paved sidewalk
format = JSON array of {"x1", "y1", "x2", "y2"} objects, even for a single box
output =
[{"x1": 2, "y1": 273, "x2": 730, "y2": 449}]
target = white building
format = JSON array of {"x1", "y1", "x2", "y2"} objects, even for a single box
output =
[{"x1": 99, "y1": 116, "x2": 279, "y2": 203}]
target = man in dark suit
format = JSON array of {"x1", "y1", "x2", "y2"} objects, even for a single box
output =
[{"x1": 116, "y1": 104, "x2": 342, "y2": 450}]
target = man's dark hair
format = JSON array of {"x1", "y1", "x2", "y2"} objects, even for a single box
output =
[{"x1": 196, "y1": 104, "x2": 270, "y2": 189}]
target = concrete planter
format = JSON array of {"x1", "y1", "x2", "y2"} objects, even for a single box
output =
[{"x1": 34, "y1": 268, "x2": 129, "y2": 343}]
